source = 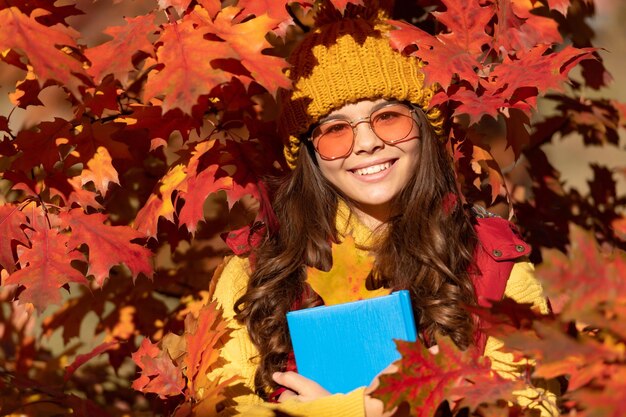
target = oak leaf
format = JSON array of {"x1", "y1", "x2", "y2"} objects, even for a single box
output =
[
  {"x1": 0, "y1": 204, "x2": 29, "y2": 273},
  {"x1": 132, "y1": 338, "x2": 186, "y2": 399},
  {"x1": 60, "y1": 209, "x2": 153, "y2": 286},
  {"x1": 374, "y1": 336, "x2": 494, "y2": 416},
  {"x1": 5, "y1": 225, "x2": 88, "y2": 312},
  {"x1": 143, "y1": 11, "x2": 236, "y2": 114},
  {"x1": 79, "y1": 146, "x2": 119, "y2": 196},
  {"x1": 158, "y1": 0, "x2": 192, "y2": 15},
  {"x1": 306, "y1": 235, "x2": 390, "y2": 306},
  {"x1": 64, "y1": 341, "x2": 119, "y2": 382},
  {"x1": 0, "y1": 8, "x2": 87, "y2": 96},
  {"x1": 193, "y1": 7, "x2": 291, "y2": 95},
  {"x1": 494, "y1": 0, "x2": 562, "y2": 53},
  {"x1": 85, "y1": 14, "x2": 156, "y2": 85}
]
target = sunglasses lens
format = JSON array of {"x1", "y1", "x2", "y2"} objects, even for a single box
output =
[
  {"x1": 312, "y1": 121, "x2": 354, "y2": 159},
  {"x1": 371, "y1": 105, "x2": 415, "y2": 142}
]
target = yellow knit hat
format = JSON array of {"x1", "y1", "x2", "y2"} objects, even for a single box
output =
[{"x1": 278, "y1": 11, "x2": 445, "y2": 170}]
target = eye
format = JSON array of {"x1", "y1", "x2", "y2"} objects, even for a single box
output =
[
  {"x1": 320, "y1": 121, "x2": 351, "y2": 136},
  {"x1": 373, "y1": 110, "x2": 402, "y2": 125}
]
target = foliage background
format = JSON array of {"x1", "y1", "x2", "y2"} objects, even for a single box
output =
[{"x1": 1, "y1": 0, "x2": 626, "y2": 416}]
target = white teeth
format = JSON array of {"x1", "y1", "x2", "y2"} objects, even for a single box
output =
[{"x1": 354, "y1": 162, "x2": 392, "y2": 176}]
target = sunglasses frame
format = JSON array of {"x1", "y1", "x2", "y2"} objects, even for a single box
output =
[{"x1": 307, "y1": 103, "x2": 419, "y2": 161}]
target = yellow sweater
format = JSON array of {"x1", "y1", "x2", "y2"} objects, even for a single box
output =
[{"x1": 211, "y1": 207, "x2": 557, "y2": 416}]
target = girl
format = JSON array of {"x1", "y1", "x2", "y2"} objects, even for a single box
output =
[{"x1": 211, "y1": 4, "x2": 555, "y2": 416}]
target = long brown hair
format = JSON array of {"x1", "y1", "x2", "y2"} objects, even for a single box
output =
[{"x1": 234, "y1": 109, "x2": 478, "y2": 397}]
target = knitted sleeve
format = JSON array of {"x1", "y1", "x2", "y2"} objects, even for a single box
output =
[
  {"x1": 210, "y1": 256, "x2": 366, "y2": 417},
  {"x1": 484, "y1": 261, "x2": 560, "y2": 416}
]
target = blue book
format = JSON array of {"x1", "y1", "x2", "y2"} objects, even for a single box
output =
[{"x1": 286, "y1": 290, "x2": 417, "y2": 394}]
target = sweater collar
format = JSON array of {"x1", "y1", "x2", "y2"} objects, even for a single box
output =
[{"x1": 335, "y1": 199, "x2": 379, "y2": 248}]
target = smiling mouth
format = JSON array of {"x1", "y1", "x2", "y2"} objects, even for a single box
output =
[{"x1": 352, "y1": 161, "x2": 394, "y2": 176}]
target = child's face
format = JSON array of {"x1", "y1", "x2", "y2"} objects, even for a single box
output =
[{"x1": 313, "y1": 99, "x2": 421, "y2": 224}]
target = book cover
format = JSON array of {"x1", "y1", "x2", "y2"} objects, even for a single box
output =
[{"x1": 286, "y1": 290, "x2": 417, "y2": 394}]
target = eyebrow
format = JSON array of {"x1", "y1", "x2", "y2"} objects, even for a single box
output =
[{"x1": 318, "y1": 100, "x2": 402, "y2": 124}]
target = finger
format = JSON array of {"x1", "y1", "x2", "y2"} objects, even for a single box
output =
[
  {"x1": 272, "y1": 371, "x2": 316, "y2": 393},
  {"x1": 428, "y1": 344, "x2": 439, "y2": 354},
  {"x1": 277, "y1": 389, "x2": 297, "y2": 403}
]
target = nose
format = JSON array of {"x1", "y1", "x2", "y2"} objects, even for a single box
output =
[{"x1": 352, "y1": 122, "x2": 384, "y2": 155}]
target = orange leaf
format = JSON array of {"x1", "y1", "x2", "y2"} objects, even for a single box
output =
[
  {"x1": 5, "y1": 225, "x2": 88, "y2": 312},
  {"x1": 183, "y1": 302, "x2": 231, "y2": 396},
  {"x1": 131, "y1": 338, "x2": 186, "y2": 399},
  {"x1": 143, "y1": 11, "x2": 236, "y2": 114},
  {"x1": 60, "y1": 209, "x2": 153, "y2": 286},
  {"x1": 79, "y1": 146, "x2": 119, "y2": 196},
  {"x1": 85, "y1": 14, "x2": 156, "y2": 85},
  {"x1": 306, "y1": 235, "x2": 390, "y2": 306},
  {"x1": 0, "y1": 7, "x2": 87, "y2": 96},
  {"x1": 193, "y1": 7, "x2": 291, "y2": 95}
]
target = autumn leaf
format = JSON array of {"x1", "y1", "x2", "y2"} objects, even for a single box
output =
[
  {"x1": 329, "y1": 0, "x2": 364, "y2": 13},
  {"x1": 135, "y1": 163, "x2": 187, "y2": 237},
  {"x1": 84, "y1": 14, "x2": 156, "y2": 85},
  {"x1": 494, "y1": 0, "x2": 562, "y2": 53},
  {"x1": 79, "y1": 146, "x2": 119, "y2": 196},
  {"x1": 5, "y1": 225, "x2": 88, "y2": 312},
  {"x1": 158, "y1": 0, "x2": 192, "y2": 15},
  {"x1": 374, "y1": 336, "x2": 494, "y2": 416},
  {"x1": 192, "y1": 6, "x2": 291, "y2": 95},
  {"x1": 470, "y1": 145, "x2": 503, "y2": 203},
  {"x1": 132, "y1": 338, "x2": 186, "y2": 399},
  {"x1": 11, "y1": 118, "x2": 72, "y2": 172},
  {"x1": 60, "y1": 209, "x2": 153, "y2": 286},
  {"x1": 183, "y1": 302, "x2": 231, "y2": 396},
  {"x1": 238, "y1": 0, "x2": 294, "y2": 22},
  {"x1": 143, "y1": 10, "x2": 236, "y2": 114},
  {"x1": 306, "y1": 235, "x2": 389, "y2": 306},
  {"x1": 0, "y1": 7, "x2": 87, "y2": 96},
  {"x1": 0, "y1": 204, "x2": 29, "y2": 273}
]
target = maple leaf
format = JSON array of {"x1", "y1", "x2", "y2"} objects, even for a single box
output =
[
  {"x1": 64, "y1": 341, "x2": 119, "y2": 382},
  {"x1": 192, "y1": 6, "x2": 291, "y2": 95},
  {"x1": 59, "y1": 209, "x2": 153, "y2": 286},
  {"x1": 131, "y1": 338, "x2": 186, "y2": 399},
  {"x1": 143, "y1": 11, "x2": 236, "y2": 115},
  {"x1": 0, "y1": 8, "x2": 87, "y2": 96},
  {"x1": 79, "y1": 146, "x2": 119, "y2": 196},
  {"x1": 0, "y1": 204, "x2": 29, "y2": 273},
  {"x1": 84, "y1": 14, "x2": 156, "y2": 85},
  {"x1": 374, "y1": 336, "x2": 493, "y2": 416},
  {"x1": 306, "y1": 235, "x2": 390, "y2": 306},
  {"x1": 5, "y1": 225, "x2": 88, "y2": 312}
]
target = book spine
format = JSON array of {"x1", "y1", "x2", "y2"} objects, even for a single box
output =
[{"x1": 398, "y1": 290, "x2": 418, "y2": 342}]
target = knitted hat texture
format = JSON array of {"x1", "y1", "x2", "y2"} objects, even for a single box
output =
[{"x1": 278, "y1": 14, "x2": 445, "y2": 169}]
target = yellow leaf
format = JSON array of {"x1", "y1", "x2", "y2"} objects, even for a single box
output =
[{"x1": 306, "y1": 235, "x2": 390, "y2": 306}]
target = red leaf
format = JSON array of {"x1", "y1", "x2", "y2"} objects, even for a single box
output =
[
  {"x1": 78, "y1": 146, "x2": 120, "y2": 196},
  {"x1": 11, "y1": 118, "x2": 73, "y2": 172},
  {"x1": 374, "y1": 336, "x2": 492, "y2": 416},
  {"x1": 84, "y1": 14, "x2": 156, "y2": 85},
  {"x1": 193, "y1": 7, "x2": 291, "y2": 95},
  {"x1": 143, "y1": 11, "x2": 236, "y2": 114},
  {"x1": 64, "y1": 341, "x2": 119, "y2": 382},
  {"x1": 494, "y1": 0, "x2": 562, "y2": 53},
  {"x1": 0, "y1": 204, "x2": 29, "y2": 273},
  {"x1": 389, "y1": 0, "x2": 493, "y2": 90},
  {"x1": 60, "y1": 209, "x2": 153, "y2": 286},
  {"x1": 5, "y1": 225, "x2": 88, "y2": 312},
  {"x1": 131, "y1": 338, "x2": 185, "y2": 399},
  {"x1": 0, "y1": 7, "x2": 87, "y2": 96},
  {"x1": 548, "y1": 0, "x2": 571, "y2": 15}
]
